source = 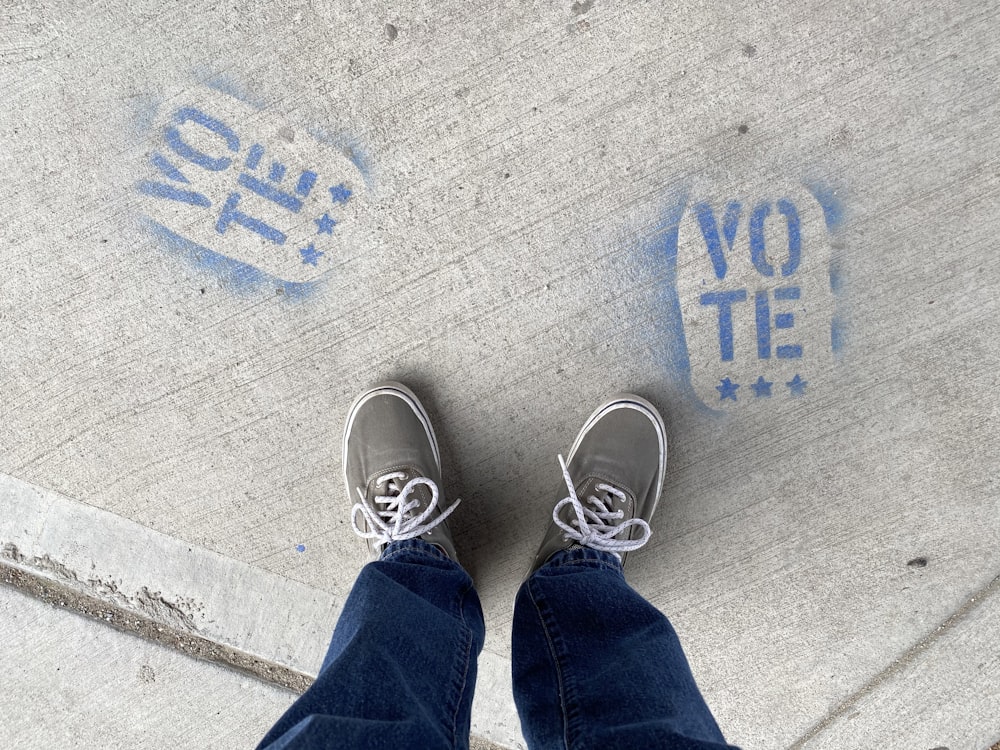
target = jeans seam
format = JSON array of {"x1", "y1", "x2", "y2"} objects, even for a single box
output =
[
  {"x1": 449, "y1": 621, "x2": 472, "y2": 750},
  {"x1": 528, "y1": 578, "x2": 572, "y2": 750},
  {"x1": 448, "y1": 582, "x2": 475, "y2": 750},
  {"x1": 380, "y1": 539, "x2": 473, "y2": 749}
]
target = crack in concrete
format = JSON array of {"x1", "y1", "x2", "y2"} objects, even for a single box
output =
[{"x1": 787, "y1": 570, "x2": 1000, "y2": 749}]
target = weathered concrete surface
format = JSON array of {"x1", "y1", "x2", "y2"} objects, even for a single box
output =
[
  {"x1": 0, "y1": 584, "x2": 294, "y2": 749},
  {"x1": 2, "y1": 0, "x2": 999, "y2": 747},
  {"x1": 797, "y1": 572, "x2": 1000, "y2": 749}
]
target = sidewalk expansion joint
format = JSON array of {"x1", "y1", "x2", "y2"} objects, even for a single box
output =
[
  {"x1": 786, "y1": 569, "x2": 1000, "y2": 749},
  {"x1": 0, "y1": 558, "x2": 312, "y2": 694}
]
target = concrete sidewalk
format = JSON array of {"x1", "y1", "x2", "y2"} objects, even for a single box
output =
[
  {"x1": 2, "y1": 0, "x2": 1000, "y2": 747},
  {"x1": 0, "y1": 584, "x2": 296, "y2": 749}
]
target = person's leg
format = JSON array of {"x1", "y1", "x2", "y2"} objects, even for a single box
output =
[
  {"x1": 513, "y1": 549, "x2": 731, "y2": 749},
  {"x1": 259, "y1": 539, "x2": 484, "y2": 750},
  {"x1": 258, "y1": 382, "x2": 483, "y2": 750},
  {"x1": 512, "y1": 395, "x2": 737, "y2": 750}
]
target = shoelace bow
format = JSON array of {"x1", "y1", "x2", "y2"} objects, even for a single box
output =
[
  {"x1": 552, "y1": 454, "x2": 651, "y2": 558},
  {"x1": 351, "y1": 472, "x2": 460, "y2": 547}
]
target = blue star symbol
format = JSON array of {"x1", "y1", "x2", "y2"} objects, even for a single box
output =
[
  {"x1": 329, "y1": 184, "x2": 352, "y2": 204},
  {"x1": 787, "y1": 374, "x2": 808, "y2": 397},
  {"x1": 716, "y1": 377, "x2": 739, "y2": 401},
  {"x1": 315, "y1": 213, "x2": 337, "y2": 234},
  {"x1": 750, "y1": 376, "x2": 773, "y2": 398},
  {"x1": 299, "y1": 242, "x2": 325, "y2": 266}
]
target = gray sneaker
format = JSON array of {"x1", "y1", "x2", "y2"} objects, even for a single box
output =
[
  {"x1": 527, "y1": 394, "x2": 667, "y2": 574},
  {"x1": 343, "y1": 382, "x2": 460, "y2": 560}
]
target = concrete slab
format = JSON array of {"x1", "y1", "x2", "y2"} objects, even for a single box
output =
[
  {"x1": 0, "y1": 584, "x2": 294, "y2": 749},
  {"x1": 795, "y1": 572, "x2": 1000, "y2": 749},
  {"x1": 2, "y1": 0, "x2": 1000, "y2": 747}
]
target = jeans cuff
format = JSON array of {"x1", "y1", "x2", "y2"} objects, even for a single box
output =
[
  {"x1": 380, "y1": 538, "x2": 456, "y2": 566},
  {"x1": 537, "y1": 545, "x2": 624, "y2": 574}
]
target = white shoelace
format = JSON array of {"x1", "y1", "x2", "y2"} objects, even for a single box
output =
[
  {"x1": 351, "y1": 472, "x2": 460, "y2": 547},
  {"x1": 552, "y1": 454, "x2": 651, "y2": 558}
]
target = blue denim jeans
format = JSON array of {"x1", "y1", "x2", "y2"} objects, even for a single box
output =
[{"x1": 258, "y1": 540, "x2": 736, "y2": 750}]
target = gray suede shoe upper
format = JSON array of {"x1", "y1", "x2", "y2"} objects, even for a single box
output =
[
  {"x1": 343, "y1": 382, "x2": 459, "y2": 560},
  {"x1": 527, "y1": 395, "x2": 667, "y2": 575}
]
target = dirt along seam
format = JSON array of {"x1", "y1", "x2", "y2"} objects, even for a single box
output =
[{"x1": 0, "y1": 552, "x2": 312, "y2": 694}]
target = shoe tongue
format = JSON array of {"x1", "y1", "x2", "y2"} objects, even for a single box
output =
[
  {"x1": 405, "y1": 482, "x2": 432, "y2": 506},
  {"x1": 384, "y1": 469, "x2": 433, "y2": 505},
  {"x1": 580, "y1": 477, "x2": 625, "y2": 505}
]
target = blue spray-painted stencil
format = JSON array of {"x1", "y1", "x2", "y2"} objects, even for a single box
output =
[
  {"x1": 650, "y1": 181, "x2": 846, "y2": 412},
  {"x1": 750, "y1": 376, "x2": 773, "y2": 398},
  {"x1": 134, "y1": 80, "x2": 372, "y2": 295}
]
